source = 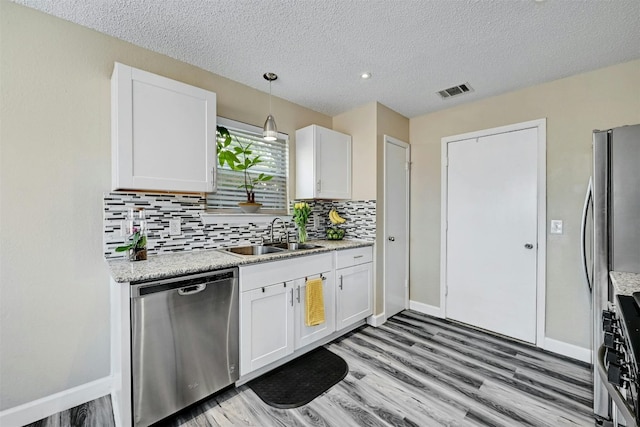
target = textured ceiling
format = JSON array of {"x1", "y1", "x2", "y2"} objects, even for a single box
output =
[{"x1": 14, "y1": 0, "x2": 640, "y2": 118}]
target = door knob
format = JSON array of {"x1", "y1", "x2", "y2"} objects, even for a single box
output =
[
  {"x1": 388, "y1": 236, "x2": 395, "y2": 241},
  {"x1": 524, "y1": 243, "x2": 534, "y2": 249}
]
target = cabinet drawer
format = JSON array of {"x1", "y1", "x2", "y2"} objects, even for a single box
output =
[
  {"x1": 335, "y1": 246, "x2": 373, "y2": 269},
  {"x1": 240, "y1": 253, "x2": 332, "y2": 292}
]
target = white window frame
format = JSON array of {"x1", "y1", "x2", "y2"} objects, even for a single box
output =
[{"x1": 203, "y1": 117, "x2": 290, "y2": 222}]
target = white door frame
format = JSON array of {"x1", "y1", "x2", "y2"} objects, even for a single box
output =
[
  {"x1": 383, "y1": 135, "x2": 410, "y2": 320},
  {"x1": 440, "y1": 119, "x2": 547, "y2": 346}
]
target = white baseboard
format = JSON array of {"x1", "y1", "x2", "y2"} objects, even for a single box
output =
[
  {"x1": 367, "y1": 312, "x2": 386, "y2": 327},
  {"x1": 0, "y1": 376, "x2": 113, "y2": 427},
  {"x1": 543, "y1": 337, "x2": 592, "y2": 363},
  {"x1": 409, "y1": 300, "x2": 444, "y2": 318}
]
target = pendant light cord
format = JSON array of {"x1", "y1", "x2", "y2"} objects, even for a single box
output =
[{"x1": 269, "y1": 79, "x2": 272, "y2": 115}]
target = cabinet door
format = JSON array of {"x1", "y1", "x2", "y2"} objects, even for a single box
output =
[
  {"x1": 316, "y1": 127, "x2": 352, "y2": 199},
  {"x1": 336, "y1": 263, "x2": 373, "y2": 331},
  {"x1": 112, "y1": 63, "x2": 216, "y2": 193},
  {"x1": 240, "y1": 282, "x2": 294, "y2": 376},
  {"x1": 294, "y1": 273, "x2": 335, "y2": 349}
]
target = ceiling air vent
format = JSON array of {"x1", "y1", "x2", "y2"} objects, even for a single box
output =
[{"x1": 437, "y1": 83, "x2": 473, "y2": 99}]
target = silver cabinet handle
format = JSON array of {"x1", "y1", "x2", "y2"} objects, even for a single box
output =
[
  {"x1": 296, "y1": 286, "x2": 301, "y2": 303},
  {"x1": 339, "y1": 275, "x2": 343, "y2": 290},
  {"x1": 353, "y1": 255, "x2": 363, "y2": 259},
  {"x1": 388, "y1": 236, "x2": 395, "y2": 241},
  {"x1": 524, "y1": 243, "x2": 534, "y2": 249},
  {"x1": 316, "y1": 180, "x2": 321, "y2": 192},
  {"x1": 290, "y1": 288, "x2": 294, "y2": 306}
]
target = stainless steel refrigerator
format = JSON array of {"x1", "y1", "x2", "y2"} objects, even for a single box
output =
[{"x1": 581, "y1": 124, "x2": 640, "y2": 423}]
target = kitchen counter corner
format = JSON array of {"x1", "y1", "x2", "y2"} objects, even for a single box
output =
[{"x1": 610, "y1": 271, "x2": 640, "y2": 296}]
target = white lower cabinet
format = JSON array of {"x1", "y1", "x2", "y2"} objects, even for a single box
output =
[
  {"x1": 293, "y1": 274, "x2": 335, "y2": 349},
  {"x1": 335, "y1": 247, "x2": 374, "y2": 331},
  {"x1": 240, "y1": 281, "x2": 294, "y2": 374},
  {"x1": 336, "y1": 263, "x2": 373, "y2": 330},
  {"x1": 239, "y1": 247, "x2": 372, "y2": 379},
  {"x1": 239, "y1": 253, "x2": 334, "y2": 377}
]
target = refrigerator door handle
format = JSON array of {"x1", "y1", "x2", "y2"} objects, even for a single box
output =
[{"x1": 581, "y1": 177, "x2": 593, "y2": 293}]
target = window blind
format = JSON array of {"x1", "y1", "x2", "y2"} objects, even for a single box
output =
[{"x1": 207, "y1": 124, "x2": 288, "y2": 212}]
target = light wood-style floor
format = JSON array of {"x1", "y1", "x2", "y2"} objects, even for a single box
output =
[
  {"x1": 27, "y1": 310, "x2": 594, "y2": 427},
  {"x1": 171, "y1": 310, "x2": 594, "y2": 427}
]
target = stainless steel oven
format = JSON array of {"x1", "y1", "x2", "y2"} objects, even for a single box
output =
[
  {"x1": 130, "y1": 268, "x2": 239, "y2": 427},
  {"x1": 599, "y1": 294, "x2": 640, "y2": 426}
]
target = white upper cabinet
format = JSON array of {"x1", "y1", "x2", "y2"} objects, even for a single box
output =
[
  {"x1": 111, "y1": 63, "x2": 217, "y2": 193},
  {"x1": 295, "y1": 125, "x2": 351, "y2": 199}
]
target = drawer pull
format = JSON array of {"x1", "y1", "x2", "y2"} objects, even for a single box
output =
[
  {"x1": 262, "y1": 287, "x2": 265, "y2": 293},
  {"x1": 339, "y1": 275, "x2": 343, "y2": 290},
  {"x1": 353, "y1": 255, "x2": 364, "y2": 259}
]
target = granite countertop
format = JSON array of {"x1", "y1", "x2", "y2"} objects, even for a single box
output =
[
  {"x1": 610, "y1": 271, "x2": 640, "y2": 296},
  {"x1": 107, "y1": 239, "x2": 373, "y2": 283}
]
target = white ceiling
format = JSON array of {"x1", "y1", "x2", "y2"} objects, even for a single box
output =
[{"x1": 14, "y1": 0, "x2": 640, "y2": 118}]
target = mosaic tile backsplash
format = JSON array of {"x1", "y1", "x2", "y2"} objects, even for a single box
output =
[{"x1": 103, "y1": 192, "x2": 376, "y2": 259}]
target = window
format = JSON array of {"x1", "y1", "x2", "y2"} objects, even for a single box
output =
[{"x1": 207, "y1": 118, "x2": 289, "y2": 212}]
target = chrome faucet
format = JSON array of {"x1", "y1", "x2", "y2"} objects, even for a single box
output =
[{"x1": 270, "y1": 217, "x2": 285, "y2": 243}]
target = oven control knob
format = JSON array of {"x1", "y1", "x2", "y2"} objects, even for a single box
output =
[
  {"x1": 605, "y1": 348, "x2": 621, "y2": 364},
  {"x1": 607, "y1": 363, "x2": 626, "y2": 387},
  {"x1": 603, "y1": 317, "x2": 616, "y2": 333},
  {"x1": 604, "y1": 331, "x2": 617, "y2": 349}
]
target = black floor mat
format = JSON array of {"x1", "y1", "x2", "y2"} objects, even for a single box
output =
[{"x1": 248, "y1": 347, "x2": 349, "y2": 409}]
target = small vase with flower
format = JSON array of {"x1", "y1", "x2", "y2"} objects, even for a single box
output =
[{"x1": 293, "y1": 202, "x2": 311, "y2": 243}]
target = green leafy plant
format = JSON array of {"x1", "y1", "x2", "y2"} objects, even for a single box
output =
[
  {"x1": 216, "y1": 126, "x2": 273, "y2": 203},
  {"x1": 115, "y1": 228, "x2": 147, "y2": 253}
]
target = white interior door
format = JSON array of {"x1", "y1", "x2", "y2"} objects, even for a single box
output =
[
  {"x1": 445, "y1": 128, "x2": 538, "y2": 343},
  {"x1": 384, "y1": 136, "x2": 410, "y2": 318}
]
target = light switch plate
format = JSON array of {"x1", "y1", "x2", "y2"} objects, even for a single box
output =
[
  {"x1": 550, "y1": 220, "x2": 563, "y2": 235},
  {"x1": 169, "y1": 219, "x2": 181, "y2": 236}
]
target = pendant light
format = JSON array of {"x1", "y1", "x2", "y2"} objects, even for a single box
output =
[{"x1": 263, "y1": 72, "x2": 278, "y2": 141}]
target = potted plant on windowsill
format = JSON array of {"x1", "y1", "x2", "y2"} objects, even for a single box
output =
[{"x1": 216, "y1": 126, "x2": 273, "y2": 213}]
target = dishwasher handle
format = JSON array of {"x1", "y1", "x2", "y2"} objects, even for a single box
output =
[
  {"x1": 131, "y1": 268, "x2": 237, "y2": 298},
  {"x1": 178, "y1": 284, "x2": 206, "y2": 296}
]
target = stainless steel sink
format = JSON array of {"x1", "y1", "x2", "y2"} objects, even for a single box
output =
[
  {"x1": 265, "y1": 242, "x2": 322, "y2": 251},
  {"x1": 222, "y1": 242, "x2": 322, "y2": 256},
  {"x1": 223, "y1": 245, "x2": 286, "y2": 256}
]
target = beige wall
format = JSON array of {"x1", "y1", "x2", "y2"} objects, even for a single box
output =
[
  {"x1": 0, "y1": 2, "x2": 330, "y2": 410},
  {"x1": 333, "y1": 103, "x2": 410, "y2": 315},
  {"x1": 409, "y1": 59, "x2": 640, "y2": 348},
  {"x1": 333, "y1": 102, "x2": 378, "y2": 201}
]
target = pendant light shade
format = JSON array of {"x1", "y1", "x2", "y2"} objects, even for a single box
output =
[
  {"x1": 263, "y1": 114, "x2": 278, "y2": 141},
  {"x1": 263, "y1": 72, "x2": 278, "y2": 141}
]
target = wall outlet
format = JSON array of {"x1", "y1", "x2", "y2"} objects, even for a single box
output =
[
  {"x1": 169, "y1": 219, "x2": 181, "y2": 236},
  {"x1": 313, "y1": 214, "x2": 320, "y2": 230},
  {"x1": 550, "y1": 219, "x2": 563, "y2": 235}
]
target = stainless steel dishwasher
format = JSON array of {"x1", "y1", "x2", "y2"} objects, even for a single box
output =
[{"x1": 130, "y1": 268, "x2": 238, "y2": 427}]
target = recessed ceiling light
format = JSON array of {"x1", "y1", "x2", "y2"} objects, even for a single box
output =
[{"x1": 361, "y1": 72, "x2": 372, "y2": 79}]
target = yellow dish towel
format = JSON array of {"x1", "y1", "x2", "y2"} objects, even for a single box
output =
[{"x1": 305, "y1": 277, "x2": 325, "y2": 326}]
